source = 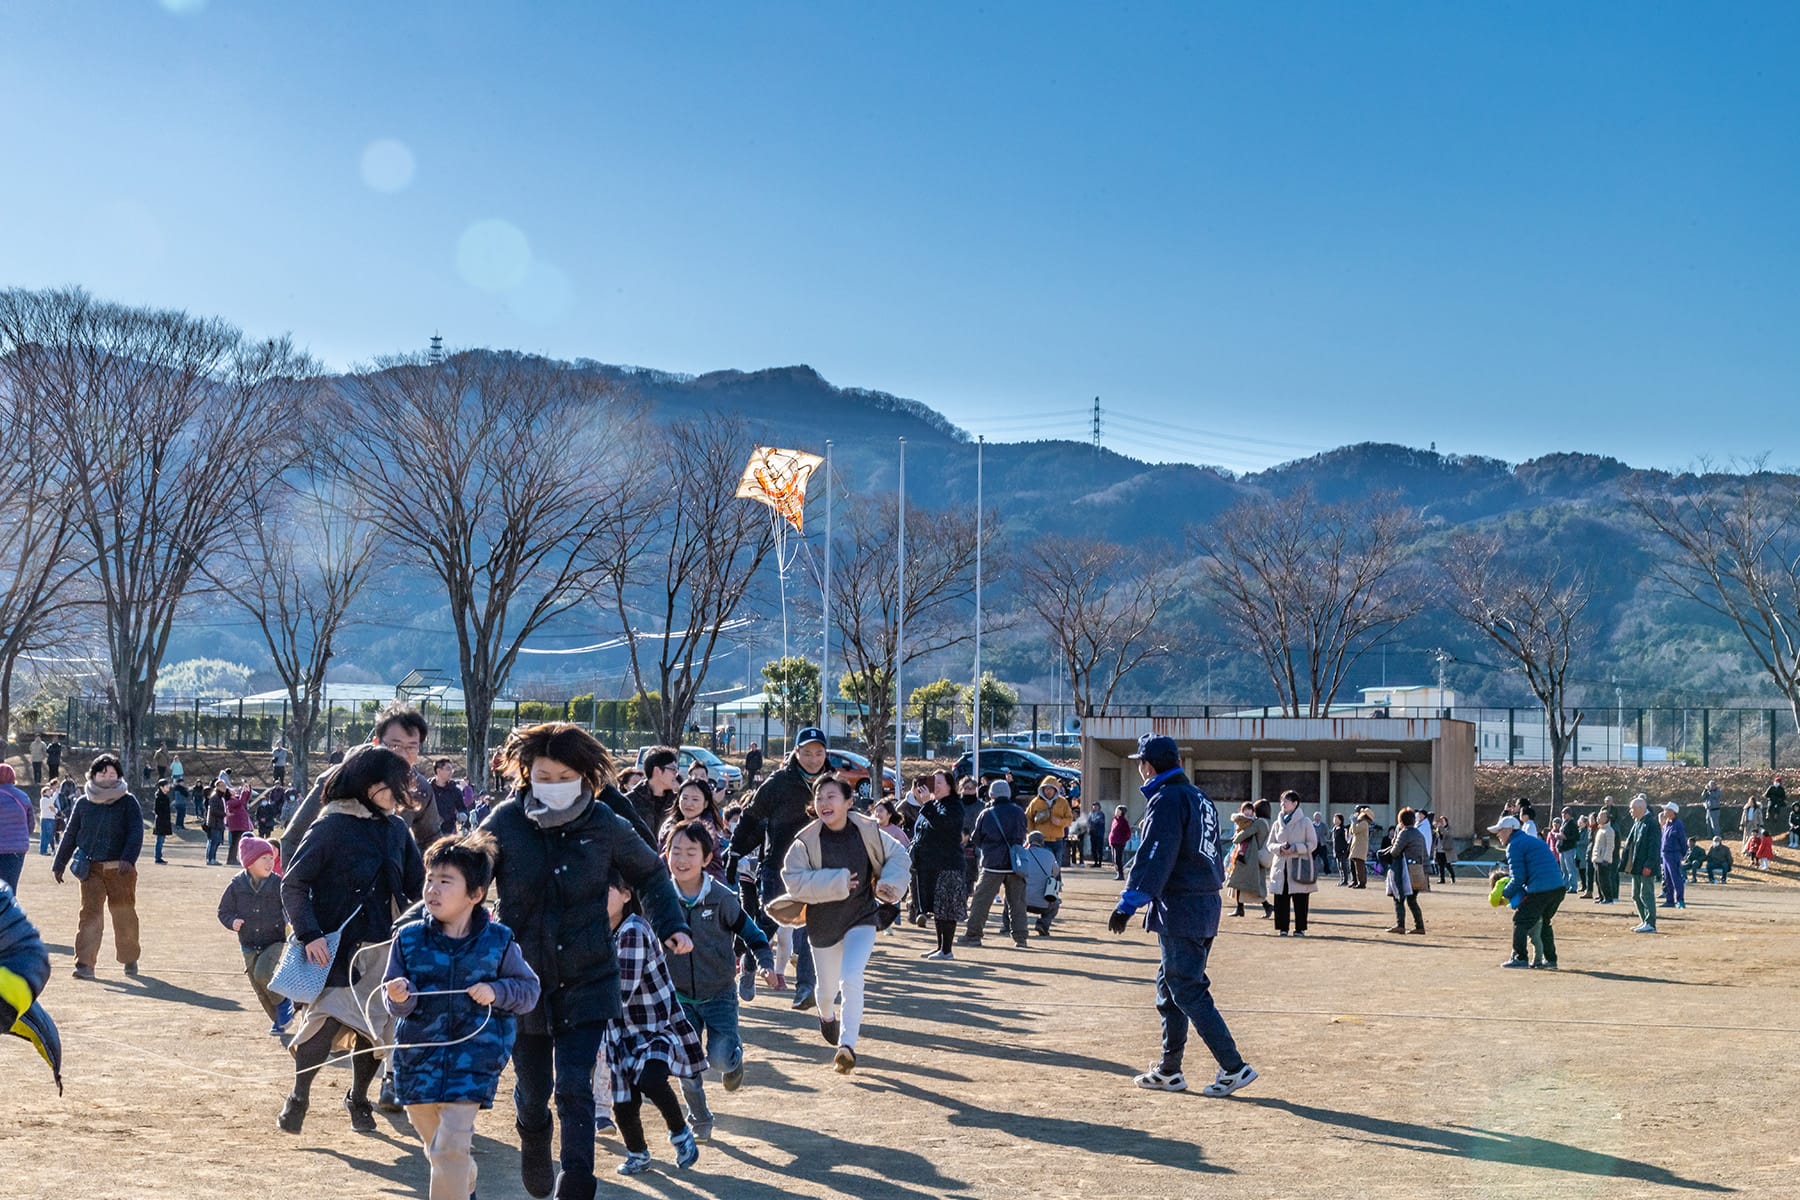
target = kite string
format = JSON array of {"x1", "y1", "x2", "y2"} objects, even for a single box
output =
[{"x1": 293, "y1": 987, "x2": 493, "y2": 1079}]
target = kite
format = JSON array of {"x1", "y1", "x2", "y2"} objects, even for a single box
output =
[{"x1": 736, "y1": 446, "x2": 824, "y2": 534}]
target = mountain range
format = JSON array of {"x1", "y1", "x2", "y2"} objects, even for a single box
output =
[{"x1": 170, "y1": 360, "x2": 1779, "y2": 713}]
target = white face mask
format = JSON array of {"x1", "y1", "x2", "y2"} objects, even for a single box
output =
[{"x1": 533, "y1": 778, "x2": 584, "y2": 810}]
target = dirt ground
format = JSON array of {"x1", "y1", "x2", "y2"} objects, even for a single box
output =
[{"x1": 1, "y1": 828, "x2": 1783, "y2": 1200}]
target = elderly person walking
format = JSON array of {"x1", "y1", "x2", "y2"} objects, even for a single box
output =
[
  {"x1": 1491, "y1": 814, "x2": 1566, "y2": 970},
  {"x1": 1266, "y1": 791, "x2": 1318, "y2": 937},
  {"x1": 1226, "y1": 802, "x2": 1270, "y2": 919},
  {"x1": 1383, "y1": 807, "x2": 1429, "y2": 935},
  {"x1": 1621, "y1": 794, "x2": 1661, "y2": 934}
]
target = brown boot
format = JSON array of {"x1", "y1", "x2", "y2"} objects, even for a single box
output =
[
  {"x1": 1408, "y1": 925, "x2": 1426, "y2": 935},
  {"x1": 1384, "y1": 924, "x2": 1405, "y2": 934}
]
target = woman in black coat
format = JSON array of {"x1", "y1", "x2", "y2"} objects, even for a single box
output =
[
  {"x1": 481, "y1": 721, "x2": 690, "y2": 1200},
  {"x1": 151, "y1": 782, "x2": 173, "y2": 864},
  {"x1": 909, "y1": 769, "x2": 967, "y2": 961},
  {"x1": 277, "y1": 744, "x2": 423, "y2": 1135}
]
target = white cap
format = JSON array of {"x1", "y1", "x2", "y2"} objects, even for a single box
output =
[
  {"x1": 1663, "y1": 802, "x2": 1681, "y2": 813},
  {"x1": 1488, "y1": 815, "x2": 1522, "y2": 835}
]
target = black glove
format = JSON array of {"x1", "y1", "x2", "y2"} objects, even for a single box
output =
[{"x1": 1107, "y1": 907, "x2": 1132, "y2": 935}]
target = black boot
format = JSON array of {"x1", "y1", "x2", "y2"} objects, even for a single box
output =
[
  {"x1": 518, "y1": 1120, "x2": 555, "y2": 1199},
  {"x1": 276, "y1": 1095, "x2": 307, "y2": 1134}
]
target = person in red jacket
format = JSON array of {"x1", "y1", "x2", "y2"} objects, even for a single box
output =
[
  {"x1": 224, "y1": 785, "x2": 254, "y2": 866},
  {"x1": 1108, "y1": 805, "x2": 1132, "y2": 880}
]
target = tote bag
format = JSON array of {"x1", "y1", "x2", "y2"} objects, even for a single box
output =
[{"x1": 268, "y1": 905, "x2": 361, "y2": 1004}]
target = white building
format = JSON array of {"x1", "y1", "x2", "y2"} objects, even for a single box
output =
[{"x1": 1221, "y1": 686, "x2": 1668, "y2": 765}]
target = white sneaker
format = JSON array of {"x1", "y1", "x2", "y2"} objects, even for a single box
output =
[
  {"x1": 1202, "y1": 1064, "x2": 1258, "y2": 1098},
  {"x1": 1133, "y1": 1067, "x2": 1187, "y2": 1092}
]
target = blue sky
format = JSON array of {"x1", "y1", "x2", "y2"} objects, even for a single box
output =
[{"x1": 3, "y1": 2, "x2": 1796, "y2": 472}]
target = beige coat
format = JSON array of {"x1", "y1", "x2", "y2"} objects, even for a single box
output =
[
  {"x1": 1348, "y1": 813, "x2": 1373, "y2": 858},
  {"x1": 763, "y1": 811, "x2": 912, "y2": 928},
  {"x1": 1589, "y1": 821, "x2": 1616, "y2": 865},
  {"x1": 1266, "y1": 809, "x2": 1320, "y2": 895}
]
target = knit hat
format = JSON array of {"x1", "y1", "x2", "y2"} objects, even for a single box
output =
[
  {"x1": 0, "y1": 762, "x2": 14, "y2": 786},
  {"x1": 989, "y1": 780, "x2": 1011, "y2": 801},
  {"x1": 238, "y1": 836, "x2": 277, "y2": 872}
]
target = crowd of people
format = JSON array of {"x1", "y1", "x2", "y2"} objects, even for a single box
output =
[{"x1": 9, "y1": 709, "x2": 1800, "y2": 1198}]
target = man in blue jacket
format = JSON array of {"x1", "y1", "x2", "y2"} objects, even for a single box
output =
[
  {"x1": 1108, "y1": 734, "x2": 1255, "y2": 1098},
  {"x1": 1493, "y1": 815, "x2": 1566, "y2": 970}
]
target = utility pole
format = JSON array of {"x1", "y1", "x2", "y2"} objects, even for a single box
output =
[{"x1": 1091, "y1": 396, "x2": 1102, "y2": 459}]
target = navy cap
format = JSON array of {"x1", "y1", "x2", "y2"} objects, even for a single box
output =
[
  {"x1": 796, "y1": 726, "x2": 827, "y2": 748},
  {"x1": 1129, "y1": 733, "x2": 1179, "y2": 761}
]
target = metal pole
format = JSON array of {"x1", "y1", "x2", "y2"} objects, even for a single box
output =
[
  {"x1": 821, "y1": 439, "x2": 833, "y2": 737},
  {"x1": 1636, "y1": 708, "x2": 1644, "y2": 768},
  {"x1": 895, "y1": 437, "x2": 907, "y2": 781},
  {"x1": 1702, "y1": 708, "x2": 1711, "y2": 768},
  {"x1": 972, "y1": 435, "x2": 982, "y2": 783}
]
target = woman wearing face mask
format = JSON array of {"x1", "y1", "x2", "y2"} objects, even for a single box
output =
[
  {"x1": 277, "y1": 743, "x2": 425, "y2": 1135},
  {"x1": 1265, "y1": 791, "x2": 1318, "y2": 937},
  {"x1": 481, "y1": 722, "x2": 692, "y2": 1200}
]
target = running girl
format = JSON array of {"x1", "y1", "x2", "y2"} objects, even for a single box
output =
[{"x1": 765, "y1": 775, "x2": 911, "y2": 1072}]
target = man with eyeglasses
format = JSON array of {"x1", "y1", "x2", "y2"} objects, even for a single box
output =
[
  {"x1": 629, "y1": 746, "x2": 682, "y2": 835},
  {"x1": 279, "y1": 704, "x2": 439, "y2": 865}
]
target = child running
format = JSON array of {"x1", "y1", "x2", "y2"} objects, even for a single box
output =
[
  {"x1": 605, "y1": 870, "x2": 707, "y2": 1175},
  {"x1": 765, "y1": 775, "x2": 911, "y2": 1073},
  {"x1": 215, "y1": 836, "x2": 292, "y2": 1038},
  {"x1": 384, "y1": 832, "x2": 541, "y2": 1200},
  {"x1": 662, "y1": 820, "x2": 778, "y2": 1140}
]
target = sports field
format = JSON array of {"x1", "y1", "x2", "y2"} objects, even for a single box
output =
[{"x1": 2, "y1": 834, "x2": 1775, "y2": 1199}]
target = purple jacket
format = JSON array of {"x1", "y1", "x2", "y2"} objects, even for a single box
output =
[{"x1": 0, "y1": 784, "x2": 32, "y2": 853}]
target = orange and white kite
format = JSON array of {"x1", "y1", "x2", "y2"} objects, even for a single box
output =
[{"x1": 736, "y1": 446, "x2": 824, "y2": 533}]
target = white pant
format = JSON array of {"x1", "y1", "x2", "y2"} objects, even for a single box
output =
[
  {"x1": 406, "y1": 1102, "x2": 478, "y2": 1200},
  {"x1": 773, "y1": 925, "x2": 794, "y2": 977},
  {"x1": 810, "y1": 924, "x2": 876, "y2": 1048}
]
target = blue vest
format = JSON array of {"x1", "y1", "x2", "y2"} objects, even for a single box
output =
[{"x1": 390, "y1": 909, "x2": 519, "y2": 1106}]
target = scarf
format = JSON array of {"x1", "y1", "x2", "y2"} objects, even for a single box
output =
[
  {"x1": 84, "y1": 779, "x2": 128, "y2": 806},
  {"x1": 522, "y1": 786, "x2": 594, "y2": 830}
]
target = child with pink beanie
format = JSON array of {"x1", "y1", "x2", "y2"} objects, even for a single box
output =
[{"x1": 217, "y1": 836, "x2": 292, "y2": 1038}]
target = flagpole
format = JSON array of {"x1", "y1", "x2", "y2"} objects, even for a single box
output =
[
  {"x1": 972, "y1": 436, "x2": 983, "y2": 782},
  {"x1": 821, "y1": 440, "x2": 832, "y2": 738},
  {"x1": 895, "y1": 437, "x2": 906, "y2": 793}
]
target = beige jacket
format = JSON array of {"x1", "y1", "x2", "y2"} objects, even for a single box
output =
[{"x1": 764, "y1": 811, "x2": 912, "y2": 928}]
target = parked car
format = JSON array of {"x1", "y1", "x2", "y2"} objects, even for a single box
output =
[
  {"x1": 952, "y1": 746, "x2": 1080, "y2": 796},
  {"x1": 634, "y1": 744, "x2": 743, "y2": 795},
  {"x1": 826, "y1": 749, "x2": 900, "y2": 802}
]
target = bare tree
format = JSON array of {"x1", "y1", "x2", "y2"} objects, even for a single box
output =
[
  {"x1": 1019, "y1": 536, "x2": 1185, "y2": 718},
  {"x1": 1192, "y1": 487, "x2": 1425, "y2": 717},
  {"x1": 342, "y1": 351, "x2": 637, "y2": 786},
  {"x1": 1445, "y1": 531, "x2": 1589, "y2": 813},
  {"x1": 1628, "y1": 468, "x2": 1800, "y2": 732},
  {"x1": 4, "y1": 287, "x2": 310, "y2": 785},
  {"x1": 199, "y1": 469, "x2": 377, "y2": 797},
  {"x1": 600, "y1": 416, "x2": 774, "y2": 745},
  {"x1": 0, "y1": 322, "x2": 90, "y2": 751},
  {"x1": 814, "y1": 491, "x2": 986, "y2": 794}
]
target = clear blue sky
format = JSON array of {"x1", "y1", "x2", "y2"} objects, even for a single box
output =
[{"x1": 4, "y1": 2, "x2": 1797, "y2": 472}]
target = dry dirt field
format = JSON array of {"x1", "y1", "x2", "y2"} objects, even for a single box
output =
[{"x1": 1, "y1": 828, "x2": 1785, "y2": 1200}]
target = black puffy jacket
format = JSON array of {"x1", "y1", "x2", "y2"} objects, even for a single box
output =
[
  {"x1": 910, "y1": 799, "x2": 966, "y2": 875},
  {"x1": 729, "y1": 756, "x2": 820, "y2": 866},
  {"x1": 482, "y1": 789, "x2": 688, "y2": 1036},
  {"x1": 281, "y1": 802, "x2": 425, "y2": 987}
]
